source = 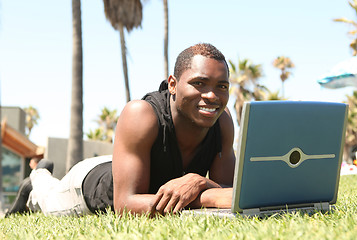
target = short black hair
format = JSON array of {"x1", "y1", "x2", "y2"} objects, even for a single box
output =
[{"x1": 173, "y1": 43, "x2": 229, "y2": 80}]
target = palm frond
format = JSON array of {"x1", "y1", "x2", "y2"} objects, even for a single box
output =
[
  {"x1": 103, "y1": 0, "x2": 143, "y2": 32},
  {"x1": 228, "y1": 60, "x2": 236, "y2": 73},
  {"x1": 333, "y1": 18, "x2": 356, "y2": 25}
]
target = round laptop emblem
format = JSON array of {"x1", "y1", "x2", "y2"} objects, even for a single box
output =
[{"x1": 289, "y1": 150, "x2": 301, "y2": 165}]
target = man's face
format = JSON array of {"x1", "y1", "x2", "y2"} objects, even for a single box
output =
[
  {"x1": 29, "y1": 158, "x2": 38, "y2": 170},
  {"x1": 170, "y1": 55, "x2": 230, "y2": 128}
]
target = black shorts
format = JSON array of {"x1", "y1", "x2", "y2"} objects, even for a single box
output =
[{"x1": 82, "y1": 161, "x2": 113, "y2": 214}]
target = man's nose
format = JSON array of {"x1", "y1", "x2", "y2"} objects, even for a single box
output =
[{"x1": 201, "y1": 90, "x2": 219, "y2": 102}]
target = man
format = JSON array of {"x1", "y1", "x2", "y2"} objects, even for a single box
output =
[
  {"x1": 112, "y1": 43, "x2": 235, "y2": 215},
  {"x1": 5, "y1": 157, "x2": 53, "y2": 217},
  {"x1": 27, "y1": 43, "x2": 235, "y2": 216}
]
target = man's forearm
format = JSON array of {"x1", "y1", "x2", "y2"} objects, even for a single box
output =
[
  {"x1": 188, "y1": 187, "x2": 233, "y2": 209},
  {"x1": 114, "y1": 175, "x2": 232, "y2": 215}
]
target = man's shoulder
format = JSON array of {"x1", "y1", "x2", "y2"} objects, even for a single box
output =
[
  {"x1": 117, "y1": 100, "x2": 159, "y2": 144},
  {"x1": 142, "y1": 89, "x2": 171, "y2": 123},
  {"x1": 123, "y1": 100, "x2": 157, "y2": 120}
]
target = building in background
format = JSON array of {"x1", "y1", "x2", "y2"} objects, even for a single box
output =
[
  {"x1": 1, "y1": 107, "x2": 43, "y2": 207},
  {"x1": 45, "y1": 137, "x2": 113, "y2": 179},
  {"x1": 0, "y1": 106, "x2": 113, "y2": 208}
]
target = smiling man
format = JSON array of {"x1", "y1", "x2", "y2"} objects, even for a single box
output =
[
  {"x1": 24, "y1": 43, "x2": 235, "y2": 217},
  {"x1": 112, "y1": 43, "x2": 236, "y2": 215}
]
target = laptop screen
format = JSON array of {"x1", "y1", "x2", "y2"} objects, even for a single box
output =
[{"x1": 232, "y1": 101, "x2": 348, "y2": 212}]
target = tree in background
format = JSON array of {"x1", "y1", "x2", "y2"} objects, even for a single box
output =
[
  {"x1": 163, "y1": 0, "x2": 169, "y2": 79},
  {"x1": 264, "y1": 89, "x2": 284, "y2": 101},
  {"x1": 24, "y1": 106, "x2": 40, "y2": 138},
  {"x1": 66, "y1": 0, "x2": 84, "y2": 172},
  {"x1": 334, "y1": 0, "x2": 357, "y2": 163},
  {"x1": 86, "y1": 128, "x2": 105, "y2": 142},
  {"x1": 86, "y1": 107, "x2": 119, "y2": 143},
  {"x1": 103, "y1": 0, "x2": 143, "y2": 102},
  {"x1": 272, "y1": 56, "x2": 295, "y2": 98},
  {"x1": 229, "y1": 59, "x2": 265, "y2": 125},
  {"x1": 229, "y1": 59, "x2": 285, "y2": 126},
  {"x1": 344, "y1": 91, "x2": 357, "y2": 163},
  {"x1": 334, "y1": 0, "x2": 357, "y2": 56}
]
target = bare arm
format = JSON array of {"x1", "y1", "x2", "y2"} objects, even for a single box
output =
[
  {"x1": 154, "y1": 172, "x2": 223, "y2": 214},
  {"x1": 112, "y1": 100, "x2": 159, "y2": 215},
  {"x1": 189, "y1": 187, "x2": 233, "y2": 209}
]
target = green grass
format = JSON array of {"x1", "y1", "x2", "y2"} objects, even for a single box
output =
[{"x1": 2, "y1": 175, "x2": 357, "y2": 239}]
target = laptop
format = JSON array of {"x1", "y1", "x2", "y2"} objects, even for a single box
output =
[{"x1": 182, "y1": 101, "x2": 348, "y2": 218}]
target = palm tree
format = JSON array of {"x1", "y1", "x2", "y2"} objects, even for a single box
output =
[
  {"x1": 86, "y1": 128, "x2": 105, "y2": 142},
  {"x1": 103, "y1": 0, "x2": 143, "y2": 103},
  {"x1": 23, "y1": 106, "x2": 40, "y2": 138},
  {"x1": 87, "y1": 107, "x2": 119, "y2": 143},
  {"x1": 66, "y1": 0, "x2": 84, "y2": 172},
  {"x1": 163, "y1": 0, "x2": 169, "y2": 79},
  {"x1": 264, "y1": 89, "x2": 284, "y2": 101},
  {"x1": 344, "y1": 91, "x2": 357, "y2": 163},
  {"x1": 334, "y1": 0, "x2": 357, "y2": 56},
  {"x1": 97, "y1": 107, "x2": 119, "y2": 142},
  {"x1": 272, "y1": 56, "x2": 295, "y2": 98},
  {"x1": 229, "y1": 59, "x2": 264, "y2": 125}
]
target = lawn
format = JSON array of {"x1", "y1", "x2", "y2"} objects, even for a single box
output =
[{"x1": 1, "y1": 174, "x2": 357, "y2": 239}]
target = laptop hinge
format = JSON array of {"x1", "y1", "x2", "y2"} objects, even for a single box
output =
[
  {"x1": 242, "y1": 208, "x2": 260, "y2": 216},
  {"x1": 314, "y1": 202, "x2": 330, "y2": 211}
]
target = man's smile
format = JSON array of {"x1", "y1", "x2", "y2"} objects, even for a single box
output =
[
  {"x1": 198, "y1": 105, "x2": 220, "y2": 116},
  {"x1": 198, "y1": 106, "x2": 217, "y2": 112}
]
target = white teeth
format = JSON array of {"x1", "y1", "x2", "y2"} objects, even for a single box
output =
[{"x1": 199, "y1": 107, "x2": 216, "y2": 112}]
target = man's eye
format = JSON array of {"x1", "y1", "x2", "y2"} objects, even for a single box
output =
[
  {"x1": 192, "y1": 82, "x2": 203, "y2": 86},
  {"x1": 219, "y1": 84, "x2": 229, "y2": 90}
]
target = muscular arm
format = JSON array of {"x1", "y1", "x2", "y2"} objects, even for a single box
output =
[{"x1": 112, "y1": 100, "x2": 159, "y2": 215}]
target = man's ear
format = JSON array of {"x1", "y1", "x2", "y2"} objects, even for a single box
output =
[{"x1": 168, "y1": 75, "x2": 177, "y2": 95}]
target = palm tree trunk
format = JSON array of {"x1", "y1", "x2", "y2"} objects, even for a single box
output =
[
  {"x1": 163, "y1": 0, "x2": 169, "y2": 79},
  {"x1": 66, "y1": 0, "x2": 83, "y2": 172},
  {"x1": 119, "y1": 24, "x2": 131, "y2": 103},
  {"x1": 282, "y1": 81, "x2": 285, "y2": 99}
]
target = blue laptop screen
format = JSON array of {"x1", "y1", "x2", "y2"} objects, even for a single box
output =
[{"x1": 238, "y1": 101, "x2": 347, "y2": 210}]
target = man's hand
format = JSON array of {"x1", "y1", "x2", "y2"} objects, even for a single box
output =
[{"x1": 154, "y1": 173, "x2": 209, "y2": 214}]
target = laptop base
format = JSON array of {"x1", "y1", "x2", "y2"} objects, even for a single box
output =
[{"x1": 181, "y1": 202, "x2": 333, "y2": 218}]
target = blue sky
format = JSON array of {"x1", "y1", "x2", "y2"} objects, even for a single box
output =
[{"x1": 0, "y1": 0, "x2": 355, "y2": 146}]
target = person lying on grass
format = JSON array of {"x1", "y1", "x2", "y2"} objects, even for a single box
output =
[
  {"x1": 5, "y1": 157, "x2": 53, "y2": 217},
  {"x1": 10, "y1": 43, "x2": 235, "y2": 217}
]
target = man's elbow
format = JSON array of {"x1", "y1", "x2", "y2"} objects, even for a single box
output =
[{"x1": 113, "y1": 195, "x2": 158, "y2": 217}]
